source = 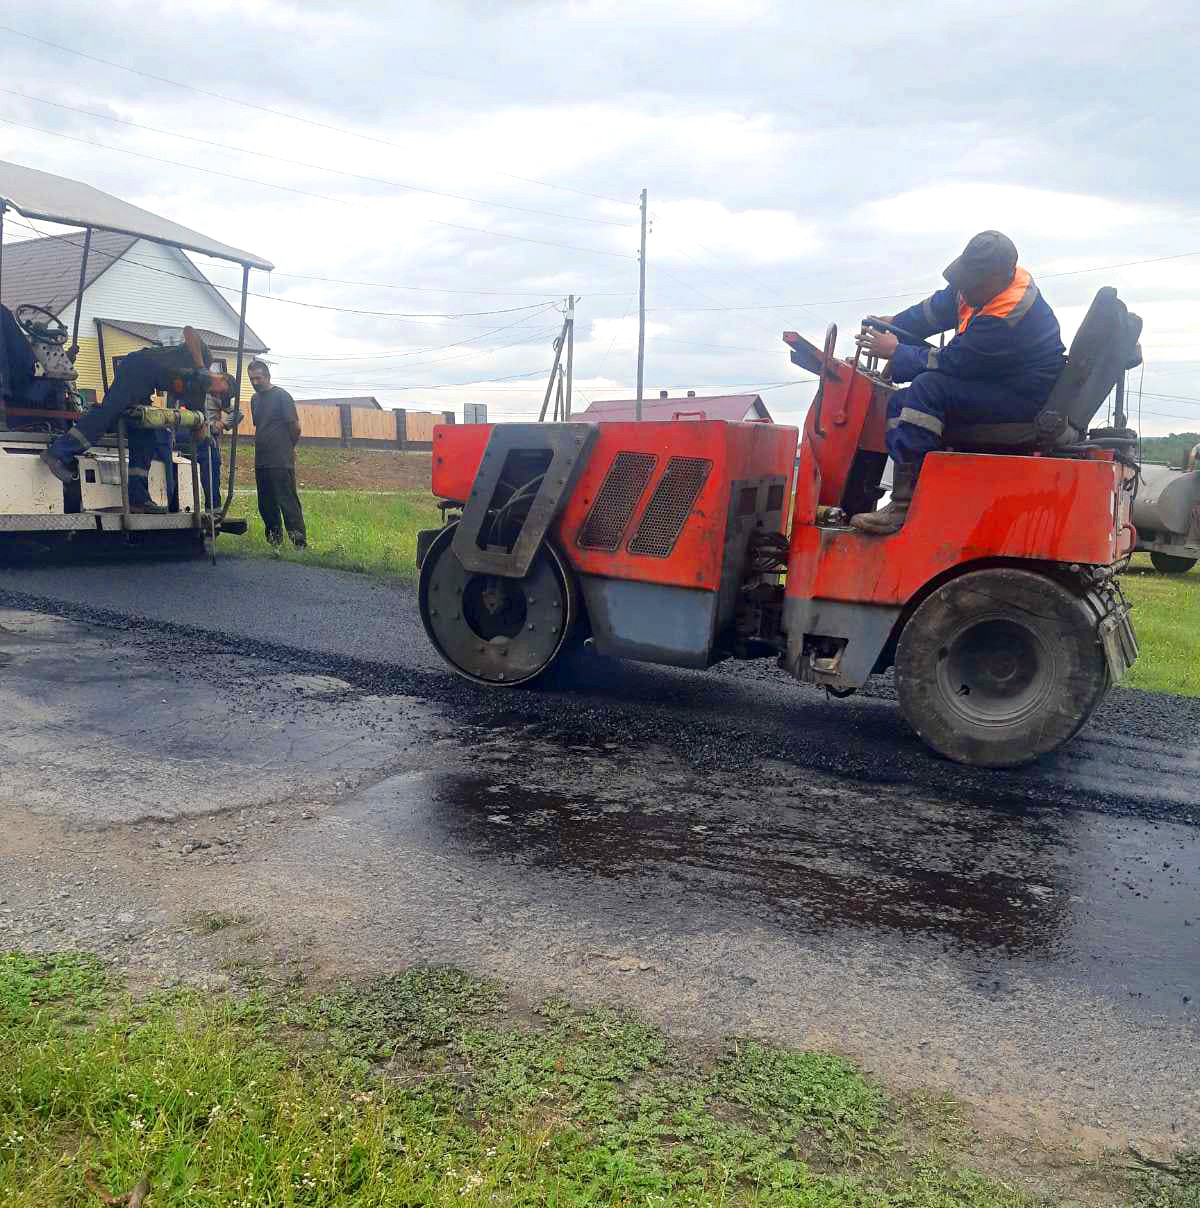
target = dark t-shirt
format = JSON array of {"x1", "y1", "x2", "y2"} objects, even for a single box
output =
[{"x1": 251, "y1": 385, "x2": 300, "y2": 467}]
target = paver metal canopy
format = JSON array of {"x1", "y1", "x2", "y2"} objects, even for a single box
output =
[{"x1": 0, "y1": 159, "x2": 274, "y2": 270}]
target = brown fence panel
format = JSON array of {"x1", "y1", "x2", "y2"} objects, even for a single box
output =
[
  {"x1": 233, "y1": 404, "x2": 446, "y2": 446},
  {"x1": 350, "y1": 408, "x2": 399, "y2": 441},
  {"x1": 295, "y1": 405, "x2": 343, "y2": 440},
  {"x1": 405, "y1": 411, "x2": 441, "y2": 443}
]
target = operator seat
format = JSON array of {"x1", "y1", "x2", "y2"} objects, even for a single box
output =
[{"x1": 942, "y1": 287, "x2": 1143, "y2": 452}]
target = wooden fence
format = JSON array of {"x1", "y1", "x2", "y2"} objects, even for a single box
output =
[{"x1": 235, "y1": 404, "x2": 453, "y2": 449}]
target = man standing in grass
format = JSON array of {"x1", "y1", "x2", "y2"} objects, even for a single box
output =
[{"x1": 248, "y1": 359, "x2": 307, "y2": 549}]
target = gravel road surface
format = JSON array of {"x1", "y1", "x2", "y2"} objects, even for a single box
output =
[{"x1": 1, "y1": 553, "x2": 1197, "y2": 1157}]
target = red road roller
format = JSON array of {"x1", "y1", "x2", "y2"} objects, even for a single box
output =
[{"x1": 418, "y1": 289, "x2": 1141, "y2": 768}]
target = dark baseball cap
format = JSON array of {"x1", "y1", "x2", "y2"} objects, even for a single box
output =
[{"x1": 943, "y1": 231, "x2": 1019, "y2": 287}]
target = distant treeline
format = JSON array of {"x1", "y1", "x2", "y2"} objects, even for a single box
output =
[{"x1": 1139, "y1": 431, "x2": 1200, "y2": 468}]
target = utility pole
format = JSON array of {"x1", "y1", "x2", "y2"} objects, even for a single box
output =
[
  {"x1": 565, "y1": 294, "x2": 575, "y2": 420},
  {"x1": 636, "y1": 187, "x2": 647, "y2": 421},
  {"x1": 538, "y1": 301, "x2": 570, "y2": 422}
]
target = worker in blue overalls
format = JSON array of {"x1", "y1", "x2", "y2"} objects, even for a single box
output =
[
  {"x1": 176, "y1": 386, "x2": 227, "y2": 511},
  {"x1": 849, "y1": 231, "x2": 1067, "y2": 535},
  {"x1": 154, "y1": 425, "x2": 178, "y2": 512},
  {"x1": 39, "y1": 331, "x2": 219, "y2": 514}
]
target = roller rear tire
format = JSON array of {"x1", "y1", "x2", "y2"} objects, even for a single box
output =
[
  {"x1": 896, "y1": 568, "x2": 1110, "y2": 768},
  {"x1": 1150, "y1": 551, "x2": 1197, "y2": 575}
]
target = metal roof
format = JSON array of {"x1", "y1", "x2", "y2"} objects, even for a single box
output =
[
  {"x1": 0, "y1": 230, "x2": 135, "y2": 314},
  {"x1": 99, "y1": 318, "x2": 268, "y2": 356},
  {"x1": 0, "y1": 159, "x2": 273, "y2": 270},
  {"x1": 578, "y1": 393, "x2": 773, "y2": 423}
]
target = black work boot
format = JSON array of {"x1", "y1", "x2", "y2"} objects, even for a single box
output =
[
  {"x1": 289, "y1": 532, "x2": 307, "y2": 549},
  {"x1": 129, "y1": 501, "x2": 169, "y2": 515},
  {"x1": 265, "y1": 529, "x2": 284, "y2": 547},
  {"x1": 39, "y1": 449, "x2": 78, "y2": 484},
  {"x1": 851, "y1": 463, "x2": 918, "y2": 535}
]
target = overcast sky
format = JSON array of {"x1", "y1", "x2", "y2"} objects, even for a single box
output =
[{"x1": 1, "y1": 0, "x2": 1198, "y2": 435}]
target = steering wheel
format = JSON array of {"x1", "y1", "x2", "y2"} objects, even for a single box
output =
[
  {"x1": 15, "y1": 304, "x2": 69, "y2": 345},
  {"x1": 862, "y1": 315, "x2": 927, "y2": 345}
]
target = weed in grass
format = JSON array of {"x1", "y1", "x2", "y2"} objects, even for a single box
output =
[
  {"x1": 710, "y1": 1040, "x2": 890, "y2": 1165},
  {"x1": 186, "y1": 911, "x2": 251, "y2": 934},
  {"x1": 293, "y1": 965, "x2": 507, "y2": 1060},
  {"x1": 1132, "y1": 1150, "x2": 1200, "y2": 1208},
  {"x1": 898, "y1": 1089, "x2": 973, "y2": 1151},
  {"x1": 0, "y1": 951, "x2": 112, "y2": 1020}
]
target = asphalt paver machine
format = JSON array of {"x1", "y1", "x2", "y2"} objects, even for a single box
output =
[
  {"x1": 0, "y1": 160, "x2": 273, "y2": 559},
  {"x1": 418, "y1": 287, "x2": 1143, "y2": 768}
]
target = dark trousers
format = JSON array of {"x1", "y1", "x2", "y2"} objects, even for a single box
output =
[
  {"x1": 185, "y1": 438, "x2": 221, "y2": 510},
  {"x1": 154, "y1": 429, "x2": 177, "y2": 511},
  {"x1": 255, "y1": 466, "x2": 305, "y2": 541},
  {"x1": 50, "y1": 350, "x2": 160, "y2": 451},
  {"x1": 886, "y1": 371, "x2": 1042, "y2": 466}
]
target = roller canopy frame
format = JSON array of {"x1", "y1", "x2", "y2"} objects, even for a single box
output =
[{"x1": 0, "y1": 159, "x2": 272, "y2": 269}]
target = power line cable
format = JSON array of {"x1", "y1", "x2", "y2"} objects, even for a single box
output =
[
  {"x1": 5, "y1": 213, "x2": 625, "y2": 302},
  {"x1": 0, "y1": 115, "x2": 636, "y2": 261},
  {"x1": 0, "y1": 87, "x2": 636, "y2": 230},
  {"x1": 1137, "y1": 390, "x2": 1200, "y2": 406},
  {"x1": 0, "y1": 22, "x2": 637, "y2": 208},
  {"x1": 646, "y1": 249, "x2": 1200, "y2": 315},
  {"x1": 6, "y1": 215, "x2": 571, "y2": 323},
  {"x1": 277, "y1": 326, "x2": 561, "y2": 379},
  {"x1": 255, "y1": 271, "x2": 628, "y2": 298},
  {"x1": 590, "y1": 291, "x2": 639, "y2": 380}
]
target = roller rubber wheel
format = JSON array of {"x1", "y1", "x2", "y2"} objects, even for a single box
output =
[
  {"x1": 418, "y1": 523, "x2": 577, "y2": 686},
  {"x1": 1150, "y1": 551, "x2": 1197, "y2": 575},
  {"x1": 895, "y1": 568, "x2": 1110, "y2": 769}
]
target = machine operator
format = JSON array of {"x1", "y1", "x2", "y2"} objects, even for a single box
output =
[
  {"x1": 849, "y1": 230, "x2": 1066, "y2": 535},
  {"x1": 39, "y1": 329, "x2": 230, "y2": 514}
]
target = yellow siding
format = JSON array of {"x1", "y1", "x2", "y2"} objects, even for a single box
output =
[
  {"x1": 73, "y1": 329, "x2": 155, "y2": 396},
  {"x1": 209, "y1": 356, "x2": 255, "y2": 410},
  {"x1": 73, "y1": 326, "x2": 255, "y2": 406}
]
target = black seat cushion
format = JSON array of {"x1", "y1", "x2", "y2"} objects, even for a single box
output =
[{"x1": 944, "y1": 421, "x2": 1041, "y2": 449}]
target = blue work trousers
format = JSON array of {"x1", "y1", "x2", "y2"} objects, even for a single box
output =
[
  {"x1": 197, "y1": 438, "x2": 221, "y2": 510},
  {"x1": 886, "y1": 372, "x2": 1042, "y2": 466}
]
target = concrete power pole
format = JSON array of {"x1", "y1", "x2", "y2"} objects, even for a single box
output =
[
  {"x1": 538, "y1": 300, "x2": 570, "y2": 422},
  {"x1": 636, "y1": 187, "x2": 647, "y2": 421},
  {"x1": 565, "y1": 294, "x2": 575, "y2": 420}
]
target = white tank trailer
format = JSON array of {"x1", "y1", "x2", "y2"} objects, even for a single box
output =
[{"x1": 1133, "y1": 452, "x2": 1200, "y2": 574}]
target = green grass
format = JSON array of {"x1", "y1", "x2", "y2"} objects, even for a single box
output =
[
  {"x1": 5, "y1": 951, "x2": 1178, "y2": 1207},
  {"x1": 226, "y1": 489, "x2": 440, "y2": 580},
  {"x1": 1120, "y1": 556, "x2": 1200, "y2": 695}
]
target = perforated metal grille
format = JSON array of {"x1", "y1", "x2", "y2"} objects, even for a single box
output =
[
  {"x1": 628, "y1": 456, "x2": 711, "y2": 557},
  {"x1": 578, "y1": 452, "x2": 657, "y2": 550}
]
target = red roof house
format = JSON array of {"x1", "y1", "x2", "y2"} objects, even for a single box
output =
[{"x1": 577, "y1": 392, "x2": 772, "y2": 423}]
